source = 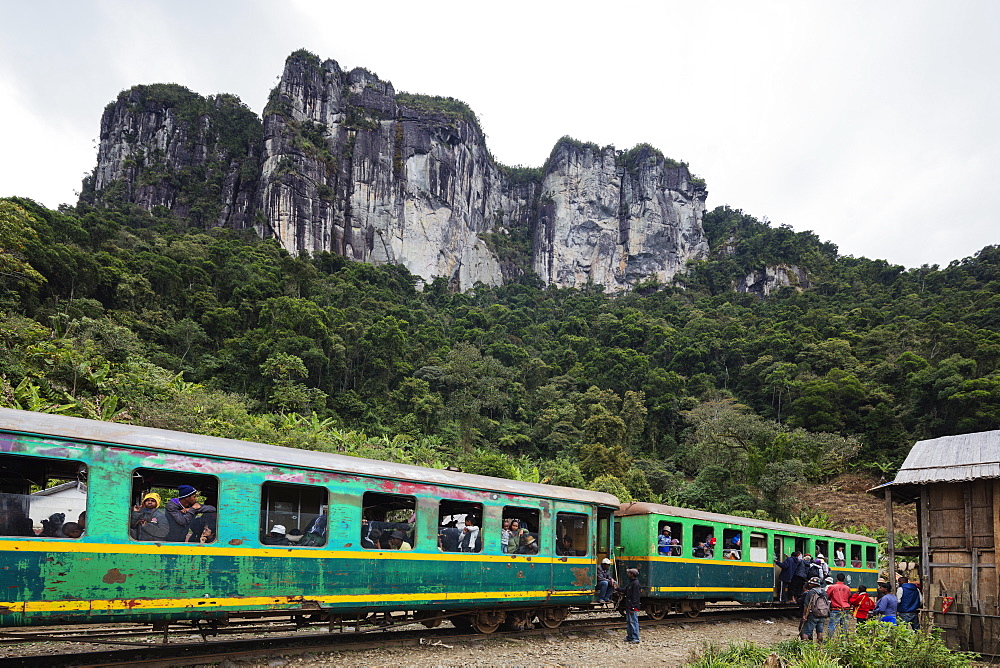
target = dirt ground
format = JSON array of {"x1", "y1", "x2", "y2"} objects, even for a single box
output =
[
  {"x1": 219, "y1": 617, "x2": 801, "y2": 667},
  {"x1": 794, "y1": 472, "x2": 917, "y2": 537}
]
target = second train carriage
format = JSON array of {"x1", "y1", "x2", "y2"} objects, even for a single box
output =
[
  {"x1": 614, "y1": 502, "x2": 880, "y2": 618},
  {"x1": 0, "y1": 408, "x2": 619, "y2": 632}
]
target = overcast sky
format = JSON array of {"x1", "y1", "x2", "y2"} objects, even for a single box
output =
[{"x1": 1, "y1": 0, "x2": 997, "y2": 269}]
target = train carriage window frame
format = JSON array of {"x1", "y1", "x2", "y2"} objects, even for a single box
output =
[
  {"x1": 260, "y1": 481, "x2": 328, "y2": 548},
  {"x1": 722, "y1": 528, "x2": 743, "y2": 560},
  {"x1": 555, "y1": 512, "x2": 588, "y2": 557},
  {"x1": 749, "y1": 532, "x2": 768, "y2": 562},
  {"x1": 361, "y1": 491, "x2": 416, "y2": 550},
  {"x1": 438, "y1": 499, "x2": 483, "y2": 553},
  {"x1": 656, "y1": 520, "x2": 682, "y2": 556},
  {"x1": 130, "y1": 468, "x2": 218, "y2": 544},
  {"x1": 866, "y1": 545, "x2": 877, "y2": 569},
  {"x1": 692, "y1": 524, "x2": 715, "y2": 558},
  {"x1": 815, "y1": 539, "x2": 830, "y2": 563},
  {"x1": 850, "y1": 543, "x2": 863, "y2": 568},
  {"x1": 0, "y1": 452, "x2": 88, "y2": 539},
  {"x1": 503, "y1": 506, "x2": 541, "y2": 555},
  {"x1": 833, "y1": 541, "x2": 847, "y2": 567}
]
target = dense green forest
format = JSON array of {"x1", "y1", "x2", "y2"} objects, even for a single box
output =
[{"x1": 3, "y1": 196, "x2": 999, "y2": 524}]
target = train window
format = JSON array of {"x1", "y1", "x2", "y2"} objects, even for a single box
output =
[
  {"x1": 692, "y1": 524, "x2": 715, "y2": 558},
  {"x1": 0, "y1": 453, "x2": 87, "y2": 539},
  {"x1": 866, "y1": 545, "x2": 877, "y2": 569},
  {"x1": 833, "y1": 542, "x2": 846, "y2": 567},
  {"x1": 503, "y1": 506, "x2": 540, "y2": 554},
  {"x1": 850, "y1": 544, "x2": 863, "y2": 568},
  {"x1": 749, "y1": 532, "x2": 768, "y2": 562},
  {"x1": 438, "y1": 500, "x2": 483, "y2": 553},
  {"x1": 657, "y1": 521, "x2": 682, "y2": 556},
  {"x1": 556, "y1": 512, "x2": 588, "y2": 556},
  {"x1": 130, "y1": 468, "x2": 218, "y2": 543},
  {"x1": 722, "y1": 528, "x2": 743, "y2": 560},
  {"x1": 260, "y1": 482, "x2": 327, "y2": 547},
  {"x1": 815, "y1": 540, "x2": 829, "y2": 563},
  {"x1": 361, "y1": 492, "x2": 415, "y2": 550}
]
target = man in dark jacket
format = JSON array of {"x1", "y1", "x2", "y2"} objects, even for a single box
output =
[
  {"x1": 791, "y1": 552, "x2": 810, "y2": 602},
  {"x1": 619, "y1": 568, "x2": 642, "y2": 643},
  {"x1": 165, "y1": 485, "x2": 216, "y2": 542},
  {"x1": 775, "y1": 551, "x2": 799, "y2": 602},
  {"x1": 896, "y1": 576, "x2": 922, "y2": 629},
  {"x1": 596, "y1": 558, "x2": 616, "y2": 603}
]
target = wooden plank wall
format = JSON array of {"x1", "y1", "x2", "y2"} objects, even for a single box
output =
[{"x1": 925, "y1": 480, "x2": 999, "y2": 655}]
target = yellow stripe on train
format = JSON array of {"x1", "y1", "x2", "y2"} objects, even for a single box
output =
[{"x1": 0, "y1": 589, "x2": 596, "y2": 614}]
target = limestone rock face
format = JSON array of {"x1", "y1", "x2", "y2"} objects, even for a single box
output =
[
  {"x1": 88, "y1": 85, "x2": 261, "y2": 229},
  {"x1": 86, "y1": 51, "x2": 711, "y2": 293},
  {"x1": 736, "y1": 264, "x2": 810, "y2": 297},
  {"x1": 255, "y1": 53, "x2": 533, "y2": 290},
  {"x1": 534, "y1": 142, "x2": 709, "y2": 291}
]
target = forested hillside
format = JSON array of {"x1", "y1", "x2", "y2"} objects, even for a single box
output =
[{"x1": 3, "y1": 196, "x2": 999, "y2": 524}]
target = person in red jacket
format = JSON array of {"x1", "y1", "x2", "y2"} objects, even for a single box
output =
[{"x1": 850, "y1": 585, "x2": 876, "y2": 624}]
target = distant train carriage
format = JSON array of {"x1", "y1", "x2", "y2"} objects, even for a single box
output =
[
  {"x1": 614, "y1": 503, "x2": 880, "y2": 618},
  {"x1": 0, "y1": 408, "x2": 619, "y2": 632}
]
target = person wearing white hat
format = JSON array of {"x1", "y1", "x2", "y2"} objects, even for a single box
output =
[
  {"x1": 596, "y1": 558, "x2": 616, "y2": 603},
  {"x1": 262, "y1": 524, "x2": 290, "y2": 545}
]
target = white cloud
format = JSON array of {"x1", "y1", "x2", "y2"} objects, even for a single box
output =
[{"x1": 0, "y1": 0, "x2": 996, "y2": 267}]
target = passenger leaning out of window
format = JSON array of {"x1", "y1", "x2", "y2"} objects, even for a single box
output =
[
  {"x1": 165, "y1": 485, "x2": 216, "y2": 542},
  {"x1": 458, "y1": 516, "x2": 479, "y2": 552},
  {"x1": 131, "y1": 492, "x2": 169, "y2": 540}
]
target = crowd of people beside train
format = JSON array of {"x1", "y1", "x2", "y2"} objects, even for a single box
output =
[{"x1": 776, "y1": 550, "x2": 923, "y2": 641}]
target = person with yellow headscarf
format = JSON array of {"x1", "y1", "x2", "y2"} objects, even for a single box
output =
[{"x1": 130, "y1": 492, "x2": 169, "y2": 540}]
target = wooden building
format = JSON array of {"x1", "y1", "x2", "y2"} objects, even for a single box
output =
[{"x1": 876, "y1": 430, "x2": 1000, "y2": 656}]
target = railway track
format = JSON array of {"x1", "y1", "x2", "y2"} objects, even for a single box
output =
[{"x1": 0, "y1": 605, "x2": 799, "y2": 667}]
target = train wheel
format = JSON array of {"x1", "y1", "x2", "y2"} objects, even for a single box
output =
[
  {"x1": 536, "y1": 606, "x2": 569, "y2": 629},
  {"x1": 471, "y1": 610, "x2": 506, "y2": 634},
  {"x1": 644, "y1": 602, "x2": 669, "y2": 620},
  {"x1": 684, "y1": 600, "x2": 706, "y2": 618},
  {"x1": 502, "y1": 610, "x2": 534, "y2": 631}
]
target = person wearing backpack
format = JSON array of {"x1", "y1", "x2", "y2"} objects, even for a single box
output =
[{"x1": 799, "y1": 577, "x2": 830, "y2": 642}]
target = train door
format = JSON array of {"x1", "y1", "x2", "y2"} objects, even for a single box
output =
[
  {"x1": 774, "y1": 534, "x2": 797, "y2": 599},
  {"x1": 596, "y1": 507, "x2": 614, "y2": 564}
]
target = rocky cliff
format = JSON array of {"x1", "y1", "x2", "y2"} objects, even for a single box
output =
[
  {"x1": 85, "y1": 50, "x2": 710, "y2": 292},
  {"x1": 85, "y1": 84, "x2": 262, "y2": 229}
]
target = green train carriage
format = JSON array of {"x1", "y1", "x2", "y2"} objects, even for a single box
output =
[
  {"x1": 614, "y1": 503, "x2": 880, "y2": 618},
  {"x1": 0, "y1": 408, "x2": 619, "y2": 632}
]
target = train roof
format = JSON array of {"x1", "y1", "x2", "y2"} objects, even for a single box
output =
[
  {"x1": 616, "y1": 501, "x2": 877, "y2": 543},
  {"x1": 0, "y1": 408, "x2": 619, "y2": 507}
]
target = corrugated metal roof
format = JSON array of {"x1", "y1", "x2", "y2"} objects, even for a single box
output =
[
  {"x1": 615, "y1": 501, "x2": 875, "y2": 543},
  {"x1": 0, "y1": 408, "x2": 619, "y2": 507},
  {"x1": 889, "y1": 430, "x2": 1000, "y2": 485}
]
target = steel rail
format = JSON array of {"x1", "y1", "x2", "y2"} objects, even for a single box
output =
[{"x1": 2, "y1": 607, "x2": 797, "y2": 667}]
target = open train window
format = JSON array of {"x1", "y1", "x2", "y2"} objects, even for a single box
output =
[
  {"x1": 850, "y1": 544, "x2": 863, "y2": 568},
  {"x1": 130, "y1": 468, "x2": 218, "y2": 543},
  {"x1": 657, "y1": 520, "x2": 682, "y2": 555},
  {"x1": 815, "y1": 540, "x2": 829, "y2": 563},
  {"x1": 749, "y1": 532, "x2": 768, "y2": 562},
  {"x1": 556, "y1": 512, "x2": 588, "y2": 556},
  {"x1": 692, "y1": 524, "x2": 715, "y2": 558},
  {"x1": 503, "y1": 506, "x2": 540, "y2": 554},
  {"x1": 260, "y1": 482, "x2": 327, "y2": 547},
  {"x1": 438, "y1": 500, "x2": 482, "y2": 553},
  {"x1": 723, "y1": 528, "x2": 743, "y2": 560},
  {"x1": 361, "y1": 492, "x2": 415, "y2": 550},
  {"x1": 866, "y1": 545, "x2": 877, "y2": 569},
  {"x1": 833, "y1": 542, "x2": 847, "y2": 567},
  {"x1": 0, "y1": 453, "x2": 87, "y2": 539}
]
